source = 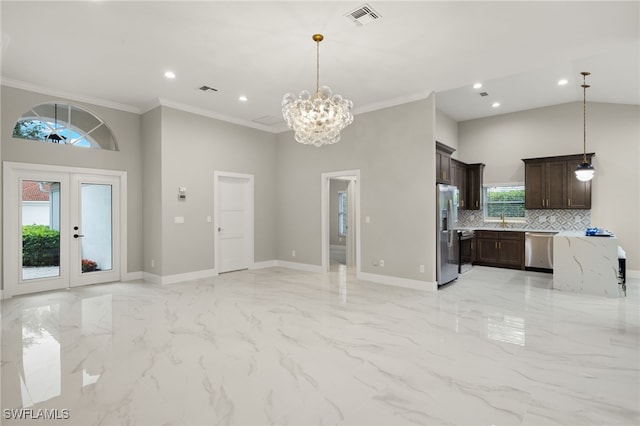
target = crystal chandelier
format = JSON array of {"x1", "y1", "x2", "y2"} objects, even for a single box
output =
[
  {"x1": 575, "y1": 71, "x2": 595, "y2": 182},
  {"x1": 282, "y1": 34, "x2": 354, "y2": 147}
]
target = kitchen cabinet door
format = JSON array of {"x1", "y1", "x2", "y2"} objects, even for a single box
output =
[
  {"x1": 566, "y1": 157, "x2": 592, "y2": 209},
  {"x1": 498, "y1": 239, "x2": 524, "y2": 268},
  {"x1": 546, "y1": 161, "x2": 566, "y2": 209},
  {"x1": 451, "y1": 159, "x2": 467, "y2": 209},
  {"x1": 467, "y1": 163, "x2": 485, "y2": 210},
  {"x1": 525, "y1": 162, "x2": 545, "y2": 209},
  {"x1": 436, "y1": 141, "x2": 455, "y2": 184},
  {"x1": 476, "y1": 237, "x2": 500, "y2": 264},
  {"x1": 436, "y1": 150, "x2": 451, "y2": 184}
]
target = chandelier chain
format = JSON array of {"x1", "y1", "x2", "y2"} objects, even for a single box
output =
[
  {"x1": 316, "y1": 39, "x2": 320, "y2": 94},
  {"x1": 582, "y1": 73, "x2": 588, "y2": 164}
]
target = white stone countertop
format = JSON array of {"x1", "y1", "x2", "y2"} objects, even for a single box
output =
[
  {"x1": 554, "y1": 230, "x2": 617, "y2": 239},
  {"x1": 456, "y1": 227, "x2": 562, "y2": 233}
]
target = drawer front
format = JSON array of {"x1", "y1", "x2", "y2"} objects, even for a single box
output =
[
  {"x1": 499, "y1": 231, "x2": 524, "y2": 241},
  {"x1": 475, "y1": 231, "x2": 502, "y2": 240}
]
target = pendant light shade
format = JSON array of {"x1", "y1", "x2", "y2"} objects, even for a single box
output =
[
  {"x1": 282, "y1": 34, "x2": 354, "y2": 147},
  {"x1": 575, "y1": 161, "x2": 595, "y2": 182},
  {"x1": 575, "y1": 72, "x2": 594, "y2": 182}
]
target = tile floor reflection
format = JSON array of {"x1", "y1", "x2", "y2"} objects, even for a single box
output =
[{"x1": 1, "y1": 266, "x2": 639, "y2": 425}]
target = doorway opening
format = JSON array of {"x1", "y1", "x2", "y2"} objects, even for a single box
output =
[{"x1": 321, "y1": 170, "x2": 360, "y2": 274}]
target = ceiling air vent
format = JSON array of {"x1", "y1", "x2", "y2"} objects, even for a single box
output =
[
  {"x1": 345, "y1": 3, "x2": 381, "y2": 26},
  {"x1": 198, "y1": 85, "x2": 218, "y2": 92}
]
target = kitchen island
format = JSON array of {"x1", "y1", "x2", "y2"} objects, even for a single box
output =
[{"x1": 553, "y1": 231, "x2": 621, "y2": 298}]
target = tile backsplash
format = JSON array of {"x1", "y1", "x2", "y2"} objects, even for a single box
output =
[{"x1": 458, "y1": 209, "x2": 591, "y2": 231}]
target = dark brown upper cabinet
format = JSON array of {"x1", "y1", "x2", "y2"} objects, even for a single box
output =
[
  {"x1": 523, "y1": 153, "x2": 594, "y2": 209},
  {"x1": 436, "y1": 141, "x2": 455, "y2": 184}
]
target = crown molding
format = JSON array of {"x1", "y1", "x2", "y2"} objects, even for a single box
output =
[
  {"x1": 148, "y1": 98, "x2": 281, "y2": 134},
  {"x1": 353, "y1": 91, "x2": 434, "y2": 116},
  {"x1": 1, "y1": 78, "x2": 141, "y2": 114}
]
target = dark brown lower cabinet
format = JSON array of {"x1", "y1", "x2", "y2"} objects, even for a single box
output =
[{"x1": 475, "y1": 231, "x2": 524, "y2": 270}]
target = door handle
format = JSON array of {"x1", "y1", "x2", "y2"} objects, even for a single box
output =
[
  {"x1": 218, "y1": 227, "x2": 223, "y2": 232},
  {"x1": 74, "y1": 234, "x2": 84, "y2": 238}
]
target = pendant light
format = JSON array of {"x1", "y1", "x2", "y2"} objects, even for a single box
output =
[
  {"x1": 575, "y1": 72, "x2": 595, "y2": 182},
  {"x1": 282, "y1": 34, "x2": 354, "y2": 147}
]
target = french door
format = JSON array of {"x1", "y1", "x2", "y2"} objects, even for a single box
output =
[{"x1": 4, "y1": 163, "x2": 122, "y2": 296}]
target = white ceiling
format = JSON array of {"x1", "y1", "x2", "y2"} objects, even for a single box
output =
[{"x1": 2, "y1": 1, "x2": 638, "y2": 131}]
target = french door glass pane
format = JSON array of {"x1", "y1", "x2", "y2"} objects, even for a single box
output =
[
  {"x1": 80, "y1": 184, "x2": 112, "y2": 273},
  {"x1": 21, "y1": 180, "x2": 61, "y2": 280}
]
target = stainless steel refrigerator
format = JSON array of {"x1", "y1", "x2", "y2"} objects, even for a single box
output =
[{"x1": 437, "y1": 184, "x2": 459, "y2": 286}]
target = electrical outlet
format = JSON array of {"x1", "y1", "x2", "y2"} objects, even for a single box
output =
[
  {"x1": 292, "y1": 250, "x2": 296, "y2": 257},
  {"x1": 419, "y1": 264, "x2": 425, "y2": 273},
  {"x1": 151, "y1": 259, "x2": 155, "y2": 268},
  {"x1": 379, "y1": 259, "x2": 384, "y2": 267}
]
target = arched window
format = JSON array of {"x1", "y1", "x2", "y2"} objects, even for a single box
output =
[{"x1": 13, "y1": 103, "x2": 119, "y2": 151}]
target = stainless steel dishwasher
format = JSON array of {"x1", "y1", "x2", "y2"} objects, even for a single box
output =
[{"x1": 525, "y1": 232, "x2": 557, "y2": 271}]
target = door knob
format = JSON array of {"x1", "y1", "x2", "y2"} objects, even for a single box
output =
[
  {"x1": 73, "y1": 234, "x2": 84, "y2": 238},
  {"x1": 218, "y1": 227, "x2": 223, "y2": 232}
]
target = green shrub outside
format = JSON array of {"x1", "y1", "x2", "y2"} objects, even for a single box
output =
[{"x1": 22, "y1": 225, "x2": 60, "y2": 266}]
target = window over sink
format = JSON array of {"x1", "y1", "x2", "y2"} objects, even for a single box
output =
[{"x1": 484, "y1": 185, "x2": 525, "y2": 221}]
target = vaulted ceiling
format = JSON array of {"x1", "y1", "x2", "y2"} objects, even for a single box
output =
[{"x1": 2, "y1": 1, "x2": 638, "y2": 131}]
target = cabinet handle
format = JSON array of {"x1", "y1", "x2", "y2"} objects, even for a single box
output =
[
  {"x1": 461, "y1": 200, "x2": 464, "y2": 207},
  {"x1": 568, "y1": 198, "x2": 572, "y2": 206},
  {"x1": 495, "y1": 241, "x2": 498, "y2": 249},
  {"x1": 476, "y1": 200, "x2": 479, "y2": 208}
]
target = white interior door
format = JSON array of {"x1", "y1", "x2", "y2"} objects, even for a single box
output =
[
  {"x1": 3, "y1": 163, "x2": 122, "y2": 296},
  {"x1": 215, "y1": 173, "x2": 254, "y2": 273}
]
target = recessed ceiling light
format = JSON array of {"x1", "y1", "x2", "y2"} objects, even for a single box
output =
[
  {"x1": 473, "y1": 83, "x2": 483, "y2": 89},
  {"x1": 558, "y1": 79, "x2": 568, "y2": 86},
  {"x1": 164, "y1": 71, "x2": 176, "y2": 79},
  {"x1": 238, "y1": 95, "x2": 248, "y2": 102},
  {"x1": 492, "y1": 102, "x2": 500, "y2": 108}
]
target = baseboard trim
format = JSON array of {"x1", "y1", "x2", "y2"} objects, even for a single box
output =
[
  {"x1": 357, "y1": 271, "x2": 437, "y2": 292},
  {"x1": 275, "y1": 260, "x2": 325, "y2": 274},
  {"x1": 144, "y1": 268, "x2": 218, "y2": 285},
  {"x1": 123, "y1": 271, "x2": 144, "y2": 281},
  {"x1": 251, "y1": 260, "x2": 278, "y2": 270},
  {"x1": 142, "y1": 272, "x2": 162, "y2": 284}
]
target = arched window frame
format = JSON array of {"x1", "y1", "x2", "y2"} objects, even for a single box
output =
[{"x1": 13, "y1": 103, "x2": 119, "y2": 151}]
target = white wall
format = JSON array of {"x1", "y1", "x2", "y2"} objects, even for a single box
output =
[
  {"x1": 276, "y1": 96, "x2": 437, "y2": 284},
  {"x1": 458, "y1": 101, "x2": 640, "y2": 271},
  {"x1": 152, "y1": 106, "x2": 277, "y2": 277},
  {"x1": 142, "y1": 107, "x2": 163, "y2": 275},
  {"x1": 436, "y1": 108, "x2": 459, "y2": 157}
]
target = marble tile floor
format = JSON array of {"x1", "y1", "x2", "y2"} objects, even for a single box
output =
[{"x1": 1, "y1": 266, "x2": 638, "y2": 426}]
